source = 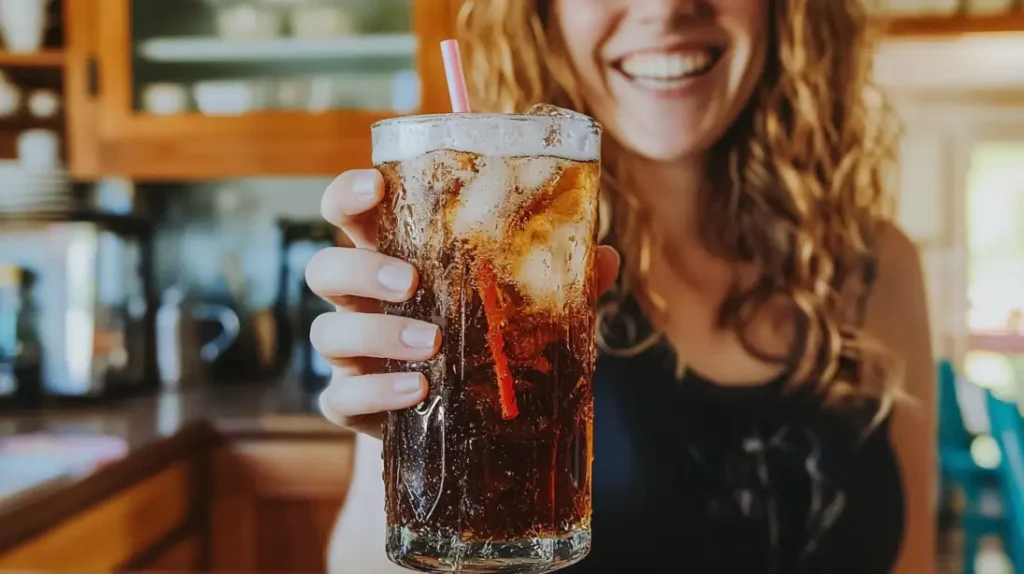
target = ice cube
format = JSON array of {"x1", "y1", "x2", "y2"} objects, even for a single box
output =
[
  {"x1": 513, "y1": 219, "x2": 589, "y2": 311},
  {"x1": 450, "y1": 158, "x2": 510, "y2": 239},
  {"x1": 514, "y1": 156, "x2": 561, "y2": 194},
  {"x1": 524, "y1": 103, "x2": 587, "y2": 118}
]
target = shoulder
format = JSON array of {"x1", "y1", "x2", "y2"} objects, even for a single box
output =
[
  {"x1": 864, "y1": 221, "x2": 928, "y2": 338},
  {"x1": 862, "y1": 225, "x2": 939, "y2": 574},
  {"x1": 872, "y1": 221, "x2": 925, "y2": 308},
  {"x1": 862, "y1": 220, "x2": 934, "y2": 398}
]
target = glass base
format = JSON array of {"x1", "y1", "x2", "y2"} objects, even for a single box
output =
[{"x1": 386, "y1": 526, "x2": 591, "y2": 573}]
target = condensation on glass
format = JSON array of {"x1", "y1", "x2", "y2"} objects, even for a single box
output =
[{"x1": 372, "y1": 108, "x2": 602, "y2": 573}]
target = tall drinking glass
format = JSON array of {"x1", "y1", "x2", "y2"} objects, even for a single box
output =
[{"x1": 371, "y1": 110, "x2": 602, "y2": 573}]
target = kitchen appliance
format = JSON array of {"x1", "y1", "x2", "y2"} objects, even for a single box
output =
[
  {"x1": 156, "y1": 286, "x2": 240, "y2": 389},
  {"x1": 298, "y1": 279, "x2": 332, "y2": 394},
  {"x1": 0, "y1": 265, "x2": 42, "y2": 409},
  {"x1": 275, "y1": 219, "x2": 334, "y2": 394},
  {"x1": 0, "y1": 219, "x2": 154, "y2": 398}
]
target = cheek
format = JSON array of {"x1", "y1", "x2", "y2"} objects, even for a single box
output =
[
  {"x1": 718, "y1": 0, "x2": 770, "y2": 109},
  {"x1": 553, "y1": 2, "x2": 617, "y2": 114},
  {"x1": 554, "y1": 1, "x2": 606, "y2": 78}
]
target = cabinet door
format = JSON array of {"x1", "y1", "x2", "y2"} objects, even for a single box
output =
[
  {"x1": 94, "y1": 0, "x2": 453, "y2": 179},
  {"x1": 209, "y1": 438, "x2": 355, "y2": 572}
]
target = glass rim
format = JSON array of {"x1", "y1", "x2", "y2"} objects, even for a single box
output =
[{"x1": 371, "y1": 112, "x2": 602, "y2": 133}]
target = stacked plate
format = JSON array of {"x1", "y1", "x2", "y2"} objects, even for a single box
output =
[{"x1": 0, "y1": 160, "x2": 72, "y2": 216}]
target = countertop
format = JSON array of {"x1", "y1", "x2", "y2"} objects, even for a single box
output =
[
  {"x1": 0, "y1": 383, "x2": 352, "y2": 553},
  {"x1": 0, "y1": 383, "x2": 341, "y2": 447}
]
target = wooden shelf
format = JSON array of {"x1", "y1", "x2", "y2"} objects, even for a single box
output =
[
  {"x1": 137, "y1": 34, "x2": 415, "y2": 63},
  {"x1": 885, "y1": 12, "x2": 1024, "y2": 37},
  {"x1": 0, "y1": 115, "x2": 63, "y2": 130},
  {"x1": 0, "y1": 50, "x2": 64, "y2": 68}
]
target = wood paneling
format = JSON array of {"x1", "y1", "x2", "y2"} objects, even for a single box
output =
[
  {"x1": 135, "y1": 532, "x2": 202, "y2": 572},
  {"x1": 0, "y1": 462, "x2": 193, "y2": 571},
  {"x1": 255, "y1": 499, "x2": 343, "y2": 572},
  {"x1": 885, "y1": 12, "x2": 1024, "y2": 37},
  {"x1": 209, "y1": 438, "x2": 354, "y2": 572}
]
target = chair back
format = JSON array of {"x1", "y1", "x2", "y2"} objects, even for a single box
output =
[{"x1": 985, "y1": 391, "x2": 1024, "y2": 569}]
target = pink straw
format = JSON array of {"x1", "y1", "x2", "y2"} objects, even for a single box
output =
[{"x1": 441, "y1": 39, "x2": 472, "y2": 113}]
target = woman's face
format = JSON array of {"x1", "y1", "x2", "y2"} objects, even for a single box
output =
[{"x1": 555, "y1": 0, "x2": 769, "y2": 162}]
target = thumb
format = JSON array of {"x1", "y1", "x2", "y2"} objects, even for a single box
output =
[{"x1": 594, "y1": 246, "x2": 621, "y2": 296}]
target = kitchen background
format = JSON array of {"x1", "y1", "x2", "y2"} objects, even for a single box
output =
[{"x1": 0, "y1": 0, "x2": 1023, "y2": 573}]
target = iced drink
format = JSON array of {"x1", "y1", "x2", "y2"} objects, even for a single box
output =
[{"x1": 372, "y1": 107, "x2": 601, "y2": 573}]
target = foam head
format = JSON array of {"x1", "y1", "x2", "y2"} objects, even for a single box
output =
[{"x1": 371, "y1": 113, "x2": 602, "y2": 165}]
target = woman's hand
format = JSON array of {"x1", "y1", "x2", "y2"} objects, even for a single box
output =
[{"x1": 306, "y1": 168, "x2": 621, "y2": 439}]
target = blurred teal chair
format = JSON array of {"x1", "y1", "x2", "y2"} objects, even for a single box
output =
[
  {"x1": 984, "y1": 391, "x2": 1024, "y2": 571},
  {"x1": 938, "y1": 359, "x2": 1002, "y2": 574}
]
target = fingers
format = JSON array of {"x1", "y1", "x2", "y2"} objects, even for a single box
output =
[
  {"x1": 595, "y1": 245, "x2": 621, "y2": 295},
  {"x1": 319, "y1": 371, "x2": 427, "y2": 424},
  {"x1": 322, "y1": 169, "x2": 383, "y2": 249},
  {"x1": 306, "y1": 247, "x2": 419, "y2": 303},
  {"x1": 310, "y1": 312, "x2": 441, "y2": 362},
  {"x1": 318, "y1": 371, "x2": 428, "y2": 438}
]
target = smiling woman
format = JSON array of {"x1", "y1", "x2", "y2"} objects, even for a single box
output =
[
  {"x1": 555, "y1": 0, "x2": 766, "y2": 161},
  {"x1": 315, "y1": 1, "x2": 935, "y2": 573}
]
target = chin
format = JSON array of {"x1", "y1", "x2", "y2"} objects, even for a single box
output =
[
  {"x1": 611, "y1": 118, "x2": 721, "y2": 163},
  {"x1": 618, "y1": 133, "x2": 706, "y2": 163}
]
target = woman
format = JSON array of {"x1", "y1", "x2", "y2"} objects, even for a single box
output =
[{"x1": 305, "y1": 0, "x2": 936, "y2": 572}]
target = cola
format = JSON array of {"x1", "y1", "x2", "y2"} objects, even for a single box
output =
[{"x1": 372, "y1": 110, "x2": 602, "y2": 572}]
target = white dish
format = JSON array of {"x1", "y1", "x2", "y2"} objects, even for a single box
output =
[
  {"x1": 215, "y1": 2, "x2": 283, "y2": 40},
  {"x1": 193, "y1": 80, "x2": 268, "y2": 115}
]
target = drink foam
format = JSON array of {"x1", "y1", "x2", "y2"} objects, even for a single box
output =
[{"x1": 372, "y1": 113, "x2": 601, "y2": 165}]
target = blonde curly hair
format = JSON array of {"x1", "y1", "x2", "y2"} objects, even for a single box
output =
[{"x1": 455, "y1": 0, "x2": 904, "y2": 418}]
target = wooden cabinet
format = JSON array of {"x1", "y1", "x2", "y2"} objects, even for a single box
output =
[
  {"x1": 0, "y1": 424, "x2": 356, "y2": 574},
  {"x1": 207, "y1": 438, "x2": 355, "y2": 572},
  {"x1": 81, "y1": 0, "x2": 455, "y2": 179},
  {"x1": 139, "y1": 533, "x2": 203, "y2": 572},
  {"x1": 0, "y1": 461, "x2": 196, "y2": 571}
]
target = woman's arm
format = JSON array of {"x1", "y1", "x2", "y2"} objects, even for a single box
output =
[
  {"x1": 862, "y1": 223, "x2": 938, "y2": 574},
  {"x1": 327, "y1": 435, "x2": 410, "y2": 574}
]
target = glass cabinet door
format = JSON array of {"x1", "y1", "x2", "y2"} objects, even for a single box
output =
[{"x1": 125, "y1": 0, "x2": 420, "y2": 118}]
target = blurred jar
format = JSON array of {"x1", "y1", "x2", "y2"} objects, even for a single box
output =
[
  {"x1": 211, "y1": 0, "x2": 283, "y2": 40},
  {"x1": 289, "y1": 1, "x2": 358, "y2": 38}
]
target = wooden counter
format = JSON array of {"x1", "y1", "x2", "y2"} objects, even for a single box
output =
[{"x1": 0, "y1": 386, "x2": 354, "y2": 573}]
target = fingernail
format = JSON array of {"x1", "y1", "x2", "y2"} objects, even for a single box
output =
[
  {"x1": 378, "y1": 264, "x2": 414, "y2": 293},
  {"x1": 401, "y1": 323, "x2": 439, "y2": 349},
  {"x1": 352, "y1": 171, "x2": 379, "y2": 198},
  {"x1": 393, "y1": 373, "x2": 424, "y2": 395}
]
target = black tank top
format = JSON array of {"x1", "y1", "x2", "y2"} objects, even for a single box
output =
[{"x1": 567, "y1": 278, "x2": 905, "y2": 573}]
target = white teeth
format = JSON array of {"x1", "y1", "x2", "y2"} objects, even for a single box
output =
[{"x1": 619, "y1": 51, "x2": 716, "y2": 82}]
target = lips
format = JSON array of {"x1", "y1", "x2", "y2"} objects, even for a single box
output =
[{"x1": 613, "y1": 48, "x2": 724, "y2": 90}]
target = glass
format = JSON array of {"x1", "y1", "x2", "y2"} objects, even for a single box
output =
[
  {"x1": 371, "y1": 111, "x2": 602, "y2": 572},
  {"x1": 129, "y1": 0, "x2": 417, "y2": 116}
]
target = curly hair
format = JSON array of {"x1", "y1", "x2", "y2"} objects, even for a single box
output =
[{"x1": 455, "y1": 0, "x2": 904, "y2": 419}]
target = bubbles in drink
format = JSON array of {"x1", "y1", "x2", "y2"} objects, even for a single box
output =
[{"x1": 372, "y1": 110, "x2": 600, "y2": 572}]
